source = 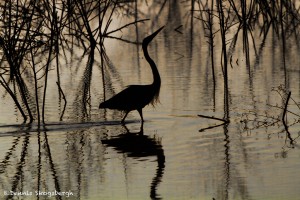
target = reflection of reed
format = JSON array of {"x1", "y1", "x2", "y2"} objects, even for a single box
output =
[
  {"x1": 101, "y1": 125, "x2": 165, "y2": 200},
  {"x1": 223, "y1": 124, "x2": 230, "y2": 200},
  {"x1": 37, "y1": 131, "x2": 41, "y2": 197},
  {"x1": 0, "y1": 130, "x2": 67, "y2": 200},
  {"x1": 43, "y1": 131, "x2": 62, "y2": 198},
  {"x1": 9, "y1": 133, "x2": 30, "y2": 199},
  {"x1": 216, "y1": 123, "x2": 250, "y2": 200},
  {"x1": 0, "y1": 136, "x2": 21, "y2": 174}
]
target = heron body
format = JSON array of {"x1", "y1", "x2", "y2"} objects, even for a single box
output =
[{"x1": 99, "y1": 26, "x2": 164, "y2": 123}]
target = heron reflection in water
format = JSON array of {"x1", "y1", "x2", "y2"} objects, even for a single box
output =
[
  {"x1": 101, "y1": 124, "x2": 165, "y2": 199},
  {"x1": 99, "y1": 26, "x2": 164, "y2": 123}
]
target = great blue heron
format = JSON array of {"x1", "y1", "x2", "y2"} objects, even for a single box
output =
[{"x1": 99, "y1": 26, "x2": 164, "y2": 123}]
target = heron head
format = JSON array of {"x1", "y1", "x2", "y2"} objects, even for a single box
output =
[{"x1": 142, "y1": 26, "x2": 165, "y2": 46}]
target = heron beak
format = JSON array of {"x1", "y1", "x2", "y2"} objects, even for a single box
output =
[
  {"x1": 143, "y1": 26, "x2": 165, "y2": 44},
  {"x1": 151, "y1": 26, "x2": 165, "y2": 38}
]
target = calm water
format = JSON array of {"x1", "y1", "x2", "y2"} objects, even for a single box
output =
[{"x1": 1, "y1": 1, "x2": 300, "y2": 200}]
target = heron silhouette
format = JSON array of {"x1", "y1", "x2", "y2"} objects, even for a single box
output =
[{"x1": 99, "y1": 26, "x2": 164, "y2": 123}]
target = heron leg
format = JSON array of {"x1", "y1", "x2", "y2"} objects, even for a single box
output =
[
  {"x1": 139, "y1": 123, "x2": 144, "y2": 135},
  {"x1": 121, "y1": 111, "x2": 129, "y2": 123},
  {"x1": 137, "y1": 109, "x2": 144, "y2": 122}
]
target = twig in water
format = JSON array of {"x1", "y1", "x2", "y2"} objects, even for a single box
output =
[
  {"x1": 198, "y1": 114, "x2": 230, "y2": 132},
  {"x1": 282, "y1": 91, "x2": 294, "y2": 145},
  {"x1": 198, "y1": 114, "x2": 230, "y2": 123},
  {"x1": 199, "y1": 122, "x2": 227, "y2": 132},
  {"x1": 56, "y1": 82, "x2": 67, "y2": 121},
  {"x1": 174, "y1": 25, "x2": 183, "y2": 34},
  {"x1": 174, "y1": 52, "x2": 184, "y2": 61}
]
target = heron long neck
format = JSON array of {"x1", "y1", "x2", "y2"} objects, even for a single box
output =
[{"x1": 142, "y1": 44, "x2": 161, "y2": 88}]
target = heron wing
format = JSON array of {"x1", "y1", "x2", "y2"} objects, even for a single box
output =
[{"x1": 99, "y1": 85, "x2": 153, "y2": 111}]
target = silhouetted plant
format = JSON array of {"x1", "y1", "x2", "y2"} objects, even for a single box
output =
[
  {"x1": 194, "y1": 0, "x2": 217, "y2": 105},
  {"x1": 0, "y1": 0, "x2": 49, "y2": 123},
  {"x1": 195, "y1": 0, "x2": 300, "y2": 125},
  {"x1": 0, "y1": 0, "x2": 151, "y2": 124},
  {"x1": 216, "y1": 0, "x2": 230, "y2": 120},
  {"x1": 241, "y1": 85, "x2": 300, "y2": 146}
]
